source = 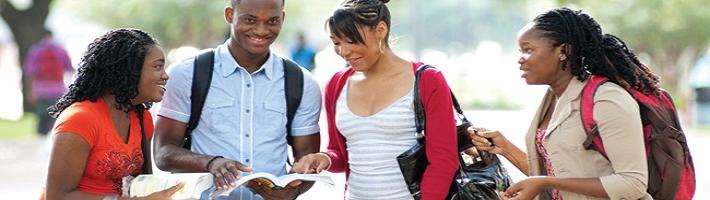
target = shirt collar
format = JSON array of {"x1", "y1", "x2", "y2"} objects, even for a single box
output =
[{"x1": 217, "y1": 40, "x2": 277, "y2": 80}]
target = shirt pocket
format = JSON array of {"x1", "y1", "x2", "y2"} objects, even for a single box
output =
[
  {"x1": 263, "y1": 94, "x2": 287, "y2": 136},
  {"x1": 203, "y1": 98, "x2": 235, "y2": 134}
]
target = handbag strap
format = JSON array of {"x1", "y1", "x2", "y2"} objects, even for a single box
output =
[
  {"x1": 137, "y1": 107, "x2": 152, "y2": 174},
  {"x1": 413, "y1": 65, "x2": 469, "y2": 134}
]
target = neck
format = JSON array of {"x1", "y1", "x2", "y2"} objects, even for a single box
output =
[
  {"x1": 228, "y1": 41, "x2": 270, "y2": 73},
  {"x1": 549, "y1": 74, "x2": 573, "y2": 98},
  {"x1": 103, "y1": 95, "x2": 130, "y2": 118},
  {"x1": 361, "y1": 49, "x2": 408, "y2": 78}
]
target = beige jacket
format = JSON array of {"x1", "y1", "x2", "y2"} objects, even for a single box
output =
[{"x1": 525, "y1": 78, "x2": 652, "y2": 200}]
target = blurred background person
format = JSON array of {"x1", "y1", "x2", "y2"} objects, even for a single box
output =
[
  {"x1": 23, "y1": 28, "x2": 73, "y2": 136},
  {"x1": 290, "y1": 31, "x2": 317, "y2": 72}
]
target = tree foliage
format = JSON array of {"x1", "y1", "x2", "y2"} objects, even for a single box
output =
[
  {"x1": 62, "y1": 0, "x2": 228, "y2": 49},
  {"x1": 555, "y1": 0, "x2": 710, "y2": 94},
  {"x1": 1, "y1": 0, "x2": 54, "y2": 111}
]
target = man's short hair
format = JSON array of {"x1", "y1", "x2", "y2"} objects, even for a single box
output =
[{"x1": 231, "y1": 0, "x2": 285, "y2": 7}]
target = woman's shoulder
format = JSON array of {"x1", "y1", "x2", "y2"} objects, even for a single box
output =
[
  {"x1": 595, "y1": 82, "x2": 636, "y2": 103},
  {"x1": 57, "y1": 100, "x2": 103, "y2": 120}
]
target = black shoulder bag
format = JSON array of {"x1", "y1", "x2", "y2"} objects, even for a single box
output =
[{"x1": 396, "y1": 65, "x2": 512, "y2": 200}]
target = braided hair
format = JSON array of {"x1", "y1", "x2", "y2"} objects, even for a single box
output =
[
  {"x1": 48, "y1": 28, "x2": 158, "y2": 118},
  {"x1": 532, "y1": 8, "x2": 661, "y2": 95},
  {"x1": 327, "y1": 0, "x2": 391, "y2": 46}
]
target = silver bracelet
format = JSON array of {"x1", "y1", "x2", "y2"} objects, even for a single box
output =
[{"x1": 102, "y1": 194, "x2": 119, "y2": 200}]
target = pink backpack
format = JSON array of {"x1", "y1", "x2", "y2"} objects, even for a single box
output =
[{"x1": 580, "y1": 75, "x2": 695, "y2": 200}]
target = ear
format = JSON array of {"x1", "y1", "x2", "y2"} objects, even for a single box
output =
[
  {"x1": 225, "y1": 6, "x2": 234, "y2": 24},
  {"x1": 281, "y1": 11, "x2": 286, "y2": 24},
  {"x1": 375, "y1": 21, "x2": 388, "y2": 40},
  {"x1": 558, "y1": 43, "x2": 568, "y2": 60}
]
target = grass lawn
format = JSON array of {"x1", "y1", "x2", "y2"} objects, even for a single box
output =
[{"x1": 0, "y1": 113, "x2": 37, "y2": 139}]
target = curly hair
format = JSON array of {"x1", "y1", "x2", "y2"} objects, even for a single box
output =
[
  {"x1": 326, "y1": 0, "x2": 391, "y2": 46},
  {"x1": 48, "y1": 28, "x2": 158, "y2": 118},
  {"x1": 532, "y1": 7, "x2": 661, "y2": 95}
]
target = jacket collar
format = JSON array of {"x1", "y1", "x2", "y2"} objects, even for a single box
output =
[{"x1": 546, "y1": 77, "x2": 586, "y2": 135}]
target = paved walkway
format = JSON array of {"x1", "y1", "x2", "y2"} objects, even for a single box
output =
[{"x1": 2, "y1": 110, "x2": 707, "y2": 199}]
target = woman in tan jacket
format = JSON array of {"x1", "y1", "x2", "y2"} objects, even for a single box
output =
[{"x1": 470, "y1": 8, "x2": 658, "y2": 200}]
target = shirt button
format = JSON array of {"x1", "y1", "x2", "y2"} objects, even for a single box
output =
[
  {"x1": 246, "y1": 83, "x2": 251, "y2": 87},
  {"x1": 245, "y1": 159, "x2": 250, "y2": 163},
  {"x1": 245, "y1": 134, "x2": 250, "y2": 138},
  {"x1": 246, "y1": 109, "x2": 250, "y2": 113}
]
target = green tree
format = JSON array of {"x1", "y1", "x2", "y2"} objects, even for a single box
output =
[
  {"x1": 1, "y1": 0, "x2": 54, "y2": 112},
  {"x1": 62, "y1": 0, "x2": 228, "y2": 49},
  {"x1": 61, "y1": 0, "x2": 341, "y2": 50},
  {"x1": 555, "y1": 0, "x2": 710, "y2": 97}
]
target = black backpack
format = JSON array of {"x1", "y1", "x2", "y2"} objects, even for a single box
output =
[{"x1": 182, "y1": 49, "x2": 304, "y2": 149}]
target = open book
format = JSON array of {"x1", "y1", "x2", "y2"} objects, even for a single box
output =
[
  {"x1": 127, "y1": 172, "x2": 335, "y2": 199},
  {"x1": 231, "y1": 172, "x2": 335, "y2": 190},
  {"x1": 126, "y1": 173, "x2": 212, "y2": 200}
]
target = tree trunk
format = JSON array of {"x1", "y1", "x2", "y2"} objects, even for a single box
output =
[{"x1": 1, "y1": 0, "x2": 54, "y2": 112}]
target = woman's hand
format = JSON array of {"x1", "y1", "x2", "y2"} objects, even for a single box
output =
[
  {"x1": 133, "y1": 182, "x2": 184, "y2": 200},
  {"x1": 468, "y1": 127, "x2": 509, "y2": 155},
  {"x1": 291, "y1": 153, "x2": 330, "y2": 174},
  {"x1": 501, "y1": 176, "x2": 549, "y2": 200}
]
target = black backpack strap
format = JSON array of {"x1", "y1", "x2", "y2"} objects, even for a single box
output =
[
  {"x1": 184, "y1": 49, "x2": 215, "y2": 149},
  {"x1": 282, "y1": 58, "x2": 304, "y2": 146}
]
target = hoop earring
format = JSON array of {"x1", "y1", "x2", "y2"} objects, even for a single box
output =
[{"x1": 378, "y1": 39, "x2": 384, "y2": 53}]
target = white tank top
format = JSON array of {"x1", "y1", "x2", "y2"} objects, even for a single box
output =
[{"x1": 335, "y1": 80, "x2": 417, "y2": 200}]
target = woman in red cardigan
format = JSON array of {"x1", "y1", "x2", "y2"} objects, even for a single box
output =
[{"x1": 292, "y1": 0, "x2": 458, "y2": 199}]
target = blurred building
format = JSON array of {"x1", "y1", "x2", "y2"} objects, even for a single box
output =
[{"x1": 690, "y1": 54, "x2": 710, "y2": 125}]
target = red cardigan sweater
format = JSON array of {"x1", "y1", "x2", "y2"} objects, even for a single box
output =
[{"x1": 323, "y1": 62, "x2": 459, "y2": 199}]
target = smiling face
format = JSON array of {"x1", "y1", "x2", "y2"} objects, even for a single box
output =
[
  {"x1": 134, "y1": 45, "x2": 168, "y2": 104},
  {"x1": 225, "y1": 0, "x2": 284, "y2": 58},
  {"x1": 516, "y1": 23, "x2": 569, "y2": 85},
  {"x1": 330, "y1": 22, "x2": 386, "y2": 71}
]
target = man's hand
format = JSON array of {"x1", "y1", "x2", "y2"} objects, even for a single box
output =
[
  {"x1": 247, "y1": 180, "x2": 303, "y2": 200},
  {"x1": 207, "y1": 157, "x2": 253, "y2": 191}
]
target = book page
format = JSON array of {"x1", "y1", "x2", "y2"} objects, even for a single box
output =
[
  {"x1": 274, "y1": 173, "x2": 335, "y2": 187},
  {"x1": 128, "y1": 173, "x2": 212, "y2": 200},
  {"x1": 228, "y1": 172, "x2": 335, "y2": 189}
]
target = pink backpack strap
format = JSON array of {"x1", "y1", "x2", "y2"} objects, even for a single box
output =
[{"x1": 580, "y1": 75, "x2": 609, "y2": 158}]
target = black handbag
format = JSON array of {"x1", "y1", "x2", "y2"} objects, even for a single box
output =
[{"x1": 397, "y1": 65, "x2": 512, "y2": 200}]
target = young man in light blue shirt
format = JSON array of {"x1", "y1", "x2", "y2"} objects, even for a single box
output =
[{"x1": 153, "y1": 0, "x2": 321, "y2": 199}]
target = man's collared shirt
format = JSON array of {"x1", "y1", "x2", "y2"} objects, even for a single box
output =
[{"x1": 158, "y1": 40, "x2": 322, "y2": 200}]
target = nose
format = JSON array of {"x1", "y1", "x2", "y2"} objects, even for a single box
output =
[
  {"x1": 336, "y1": 45, "x2": 350, "y2": 57},
  {"x1": 162, "y1": 71, "x2": 169, "y2": 82},
  {"x1": 518, "y1": 54, "x2": 525, "y2": 64},
  {"x1": 253, "y1": 23, "x2": 269, "y2": 36}
]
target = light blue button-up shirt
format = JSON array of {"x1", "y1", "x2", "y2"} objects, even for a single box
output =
[{"x1": 158, "y1": 40, "x2": 321, "y2": 200}]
